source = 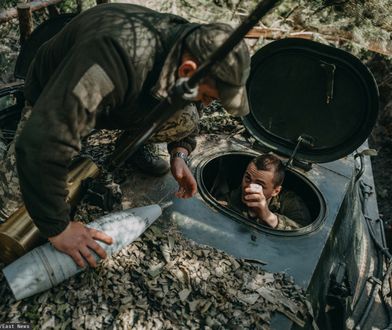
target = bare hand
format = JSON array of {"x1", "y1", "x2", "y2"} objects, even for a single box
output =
[
  {"x1": 244, "y1": 183, "x2": 266, "y2": 208},
  {"x1": 244, "y1": 184, "x2": 278, "y2": 228},
  {"x1": 170, "y1": 158, "x2": 197, "y2": 198},
  {"x1": 48, "y1": 221, "x2": 113, "y2": 268}
]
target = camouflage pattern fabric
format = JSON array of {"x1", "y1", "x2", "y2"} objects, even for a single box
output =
[
  {"x1": 116, "y1": 102, "x2": 200, "y2": 147},
  {"x1": 269, "y1": 190, "x2": 312, "y2": 230},
  {"x1": 0, "y1": 105, "x2": 32, "y2": 222},
  {"x1": 116, "y1": 103, "x2": 199, "y2": 156},
  {"x1": 149, "y1": 103, "x2": 199, "y2": 144}
]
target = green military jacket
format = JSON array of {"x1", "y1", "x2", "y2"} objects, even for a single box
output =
[
  {"x1": 15, "y1": 4, "x2": 201, "y2": 237},
  {"x1": 222, "y1": 187, "x2": 311, "y2": 230}
]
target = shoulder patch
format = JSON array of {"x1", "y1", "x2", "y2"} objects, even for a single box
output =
[{"x1": 73, "y1": 64, "x2": 114, "y2": 112}]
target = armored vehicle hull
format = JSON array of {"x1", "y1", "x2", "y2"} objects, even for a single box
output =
[{"x1": 120, "y1": 134, "x2": 389, "y2": 329}]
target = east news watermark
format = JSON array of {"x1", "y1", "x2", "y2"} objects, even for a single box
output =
[{"x1": 0, "y1": 324, "x2": 31, "y2": 329}]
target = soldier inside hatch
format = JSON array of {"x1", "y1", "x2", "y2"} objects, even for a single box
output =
[
  {"x1": 216, "y1": 154, "x2": 312, "y2": 230},
  {"x1": 0, "y1": 3, "x2": 250, "y2": 267}
]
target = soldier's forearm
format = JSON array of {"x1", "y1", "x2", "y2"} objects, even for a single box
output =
[{"x1": 257, "y1": 209, "x2": 279, "y2": 228}]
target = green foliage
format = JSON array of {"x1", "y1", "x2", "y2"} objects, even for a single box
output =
[
  {"x1": 0, "y1": 0, "x2": 390, "y2": 84},
  {"x1": 0, "y1": 0, "x2": 17, "y2": 10},
  {"x1": 58, "y1": 0, "x2": 96, "y2": 13},
  {"x1": 57, "y1": 0, "x2": 78, "y2": 13},
  {"x1": 0, "y1": 19, "x2": 20, "y2": 84},
  {"x1": 302, "y1": 0, "x2": 391, "y2": 31},
  {"x1": 0, "y1": 0, "x2": 95, "y2": 13}
]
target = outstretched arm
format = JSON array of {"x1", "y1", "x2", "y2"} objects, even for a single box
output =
[{"x1": 170, "y1": 146, "x2": 197, "y2": 199}]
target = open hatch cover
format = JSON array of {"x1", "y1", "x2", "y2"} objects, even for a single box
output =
[{"x1": 243, "y1": 38, "x2": 379, "y2": 163}]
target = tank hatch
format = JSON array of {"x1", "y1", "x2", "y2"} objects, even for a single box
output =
[{"x1": 244, "y1": 38, "x2": 379, "y2": 163}]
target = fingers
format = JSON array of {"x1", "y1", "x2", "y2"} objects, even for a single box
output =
[
  {"x1": 50, "y1": 223, "x2": 112, "y2": 268},
  {"x1": 75, "y1": 236, "x2": 107, "y2": 268},
  {"x1": 175, "y1": 172, "x2": 197, "y2": 199},
  {"x1": 76, "y1": 231, "x2": 109, "y2": 268},
  {"x1": 176, "y1": 187, "x2": 188, "y2": 199},
  {"x1": 184, "y1": 173, "x2": 197, "y2": 197},
  {"x1": 182, "y1": 189, "x2": 194, "y2": 199},
  {"x1": 70, "y1": 250, "x2": 86, "y2": 269},
  {"x1": 87, "y1": 237, "x2": 108, "y2": 260},
  {"x1": 245, "y1": 202, "x2": 262, "y2": 208},
  {"x1": 80, "y1": 246, "x2": 97, "y2": 268},
  {"x1": 190, "y1": 181, "x2": 197, "y2": 196},
  {"x1": 171, "y1": 160, "x2": 197, "y2": 199},
  {"x1": 175, "y1": 182, "x2": 197, "y2": 199},
  {"x1": 89, "y1": 228, "x2": 113, "y2": 245},
  {"x1": 243, "y1": 193, "x2": 263, "y2": 202},
  {"x1": 245, "y1": 187, "x2": 264, "y2": 196}
]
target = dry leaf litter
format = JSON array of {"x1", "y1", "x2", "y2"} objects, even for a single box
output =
[{"x1": 0, "y1": 224, "x2": 311, "y2": 329}]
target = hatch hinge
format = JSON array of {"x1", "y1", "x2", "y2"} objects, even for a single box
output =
[{"x1": 285, "y1": 135, "x2": 314, "y2": 171}]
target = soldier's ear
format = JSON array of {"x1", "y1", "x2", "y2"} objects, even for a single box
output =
[
  {"x1": 271, "y1": 185, "x2": 282, "y2": 197},
  {"x1": 178, "y1": 60, "x2": 198, "y2": 78}
]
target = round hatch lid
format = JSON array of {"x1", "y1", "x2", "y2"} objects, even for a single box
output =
[{"x1": 243, "y1": 38, "x2": 379, "y2": 163}]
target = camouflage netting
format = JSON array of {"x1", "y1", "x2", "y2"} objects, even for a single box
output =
[
  {"x1": 0, "y1": 19, "x2": 20, "y2": 84},
  {"x1": 127, "y1": 0, "x2": 391, "y2": 57},
  {"x1": 0, "y1": 0, "x2": 390, "y2": 82},
  {"x1": 0, "y1": 224, "x2": 312, "y2": 329}
]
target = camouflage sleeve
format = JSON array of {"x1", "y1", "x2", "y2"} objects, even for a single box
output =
[
  {"x1": 275, "y1": 214, "x2": 301, "y2": 230},
  {"x1": 167, "y1": 129, "x2": 197, "y2": 155},
  {"x1": 165, "y1": 103, "x2": 201, "y2": 155},
  {"x1": 274, "y1": 191, "x2": 312, "y2": 230},
  {"x1": 15, "y1": 37, "x2": 130, "y2": 238}
]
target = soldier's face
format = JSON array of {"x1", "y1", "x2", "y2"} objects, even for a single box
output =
[
  {"x1": 197, "y1": 77, "x2": 220, "y2": 106},
  {"x1": 241, "y1": 163, "x2": 281, "y2": 202},
  {"x1": 178, "y1": 61, "x2": 219, "y2": 106}
]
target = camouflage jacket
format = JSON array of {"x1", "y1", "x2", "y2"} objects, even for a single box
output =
[
  {"x1": 223, "y1": 187, "x2": 311, "y2": 230},
  {"x1": 15, "y1": 4, "x2": 202, "y2": 237}
]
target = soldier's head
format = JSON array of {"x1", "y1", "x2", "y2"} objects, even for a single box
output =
[
  {"x1": 241, "y1": 154, "x2": 285, "y2": 201},
  {"x1": 177, "y1": 23, "x2": 250, "y2": 116}
]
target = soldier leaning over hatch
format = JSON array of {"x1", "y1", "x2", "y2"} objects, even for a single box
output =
[{"x1": 0, "y1": 3, "x2": 250, "y2": 268}]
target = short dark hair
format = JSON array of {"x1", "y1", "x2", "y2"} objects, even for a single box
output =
[{"x1": 251, "y1": 154, "x2": 285, "y2": 187}]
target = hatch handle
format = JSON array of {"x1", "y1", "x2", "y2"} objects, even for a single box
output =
[
  {"x1": 320, "y1": 61, "x2": 336, "y2": 104},
  {"x1": 286, "y1": 135, "x2": 314, "y2": 169}
]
